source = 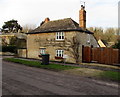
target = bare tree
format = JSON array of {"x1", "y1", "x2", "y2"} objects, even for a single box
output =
[
  {"x1": 88, "y1": 27, "x2": 104, "y2": 40},
  {"x1": 88, "y1": 27, "x2": 118, "y2": 45},
  {"x1": 103, "y1": 28, "x2": 118, "y2": 43},
  {"x1": 22, "y1": 24, "x2": 36, "y2": 33},
  {"x1": 2, "y1": 38, "x2": 8, "y2": 46}
]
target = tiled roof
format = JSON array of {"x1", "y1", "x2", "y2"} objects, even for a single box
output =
[{"x1": 28, "y1": 18, "x2": 93, "y2": 34}]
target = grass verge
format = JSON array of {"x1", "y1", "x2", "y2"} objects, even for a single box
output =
[
  {"x1": 3, "y1": 58, "x2": 120, "y2": 82},
  {"x1": 99, "y1": 71, "x2": 120, "y2": 81},
  {"x1": 62, "y1": 68, "x2": 120, "y2": 82},
  {"x1": 3, "y1": 58, "x2": 78, "y2": 71}
]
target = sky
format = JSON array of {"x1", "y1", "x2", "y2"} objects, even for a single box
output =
[{"x1": 0, "y1": 0, "x2": 119, "y2": 29}]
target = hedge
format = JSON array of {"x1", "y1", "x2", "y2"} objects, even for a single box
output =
[{"x1": 1, "y1": 45, "x2": 17, "y2": 53}]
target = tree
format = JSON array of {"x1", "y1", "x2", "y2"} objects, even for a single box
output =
[
  {"x1": 1, "y1": 36, "x2": 18, "y2": 46},
  {"x1": 103, "y1": 28, "x2": 117, "y2": 43},
  {"x1": 88, "y1": 27, "x2": 118, "y2": 46},
  {"x1": 2, "y1": 37, "x2": 8, "y2": 46},
  {"x1": 9, "y1": 36, "x2": 18, "y2": 45},
  {"x1": 2, "y1": 19, "x2": 22, "y2": 33},
  {"x1": 112, "y1": 40, "x2": 120, "y2": 49},
  {"x1": 22, "y1": 24, "x2": 36, "y2": 33},
  {"x1": 88, "y1": 27, "x2": 104, "y2": 40}
]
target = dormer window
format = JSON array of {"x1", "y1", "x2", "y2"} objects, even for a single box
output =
[{"x1": 56, "y1": 32, "x2": 64, "y2": 40}]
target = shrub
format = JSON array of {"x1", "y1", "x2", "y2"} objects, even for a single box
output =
[
  {"x1": 2, "y1": 45, "x2": 17, "y2": 53},
  {"x1": 112, "y1": 40, "x2": 120, "y2": 49}
]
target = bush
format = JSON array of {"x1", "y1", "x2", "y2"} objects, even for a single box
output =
[
  {"x1": 112, "y1": 40, "x2": 120, "y2": 49},
  {"x1": 2, "y1": 45, "x2": 17, "y2": 53}
]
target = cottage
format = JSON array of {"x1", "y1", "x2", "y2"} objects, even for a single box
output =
[{"x1": 26, "y1": 5, "x2": 99, "y2": 63}]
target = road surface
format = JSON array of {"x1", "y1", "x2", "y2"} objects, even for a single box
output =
[{"x1": 2, "y1": 61, "x2": 119, "y2": 95}]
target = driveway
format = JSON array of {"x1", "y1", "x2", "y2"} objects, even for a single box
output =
[{"x1": 2, "y1": 60, "x2": 119, "y2": 95}]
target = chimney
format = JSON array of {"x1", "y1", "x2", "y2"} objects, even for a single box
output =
[
  {"x1": 44, "y1": 17, "x2": 50, "y2": 23},
  {"x1": 79, "y1": 5, "x2": 86, "y2": 29}
]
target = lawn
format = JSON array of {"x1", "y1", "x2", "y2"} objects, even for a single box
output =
[
  {"x1": 3, "y1": 58, "x2": 78, "y2": 71},
  {"x1": 63, "y1": 68, "x2": 120, "y2": 82},
  {"x1": 3, "y1": 58, "x2": 120, "y2": 82},
  {"x1": 99, "y1": 71, "x2": 120, "y2": 81}
]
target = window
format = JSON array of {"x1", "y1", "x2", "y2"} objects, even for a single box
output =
[
  {"x1": 87, "y1": 34, "x2": 90, "y2": 43},
  {"x1": 56, "y1": 32, "x2": 64, "y2": 40},
  {"x1": 40, "y1": 48, "x2": 46, "y2": 54},
  {"x1": 56, "y1": 50, "x2": 64, "y2": 57}
]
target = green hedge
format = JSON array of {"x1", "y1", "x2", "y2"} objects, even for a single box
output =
[{"x1": 1, "y1": 45, "x2": 17, "y2": 53}]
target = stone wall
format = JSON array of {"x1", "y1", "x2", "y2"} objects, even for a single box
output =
[
  {"x1": 76, "y1": 32, "x2": 99, "y2": 47},
  {"x1": 17, "y1": 49, "x2": 27, "y2": 58},
  {"x1": 27, "y1": 31, "x2": 98, "y2": 63}
]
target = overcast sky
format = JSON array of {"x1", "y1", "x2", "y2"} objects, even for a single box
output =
[{"x1": 0, "y1": 0, "x2": 119, "y2": 29}]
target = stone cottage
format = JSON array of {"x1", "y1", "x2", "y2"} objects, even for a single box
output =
[{"x1": 26, "y1": 5, "x2": 99, "y2": 63}]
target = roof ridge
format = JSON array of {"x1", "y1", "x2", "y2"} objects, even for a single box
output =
[
  {"x1": 46, "y1": 18, "x2": 71, "y2": 23},
  {"x1": 69, "y1": 18, "x2": 79, "y2": 29}
]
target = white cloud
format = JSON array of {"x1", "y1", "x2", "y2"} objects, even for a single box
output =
[
  {"x1": 0, "y1": 0, "x2": 119, "y2": 29},
  {"x1": 86, "y1": 2, "x2": 118, "y2": 28}
]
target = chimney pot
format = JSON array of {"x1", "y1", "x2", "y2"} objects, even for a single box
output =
[
  {"x1": 81, "y1": 5, "x2": 85, "y2": 9},
  {"x1": 44, "y1": 17, "x2": 50, "y2": 23}
]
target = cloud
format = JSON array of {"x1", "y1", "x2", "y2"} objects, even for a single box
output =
[
  {"x1": 0, "y1": 0, "x2": 119, "y2": 29},
  {"x1": 84, "y1": 0, "x2": 118, "y2": 28}
]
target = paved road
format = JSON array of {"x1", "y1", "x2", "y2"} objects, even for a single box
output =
[{"x1": 2, "y1": 61, "x2": 119, "y2": 95}]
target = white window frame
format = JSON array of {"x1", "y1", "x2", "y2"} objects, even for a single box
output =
[
  {"x1": 40, "y1": 48, "x2": 46, "y2": 54},
  {"x1": 56, "y1": 50, "x2": 64, "y2": 57},
  {"x1": 56, "y1": 32, "x2": 64, "y2": 40},
  {"x1": 87, "y1": 34, "x2": 90, "y2": 43}
]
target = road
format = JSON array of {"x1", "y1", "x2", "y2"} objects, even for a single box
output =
[{"x1": 2, "y1": 60, "x2": 119, "y2": 95}]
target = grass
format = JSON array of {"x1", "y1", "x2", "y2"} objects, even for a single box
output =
[
  {"x1": 3, "y1": 58, "x2": 120, "y2": 82},
  {"x1": 99, "y1": 71, "x2": 120, "y2": 81},
  {"x1": 81, "y1": 63, "x2": 120, "y2": 70},
  {"x1": 3, "y1": 58, "x2": 78, "y2": 71},
  {"x1": 63, "y1": 68, "x2": 120, "y2": 82}
]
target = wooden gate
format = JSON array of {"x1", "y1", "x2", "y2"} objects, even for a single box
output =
[
  {"x1": 82, "y1": 46, "x2": 120, "y2": 65},
  {"x1": 82, "y1": 46, "x2": 91, "y2": 63}
]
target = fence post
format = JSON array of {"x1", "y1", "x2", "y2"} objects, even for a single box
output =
[
  {"x1": 109, "y1": 48, "x2": 113, "y2": 65},
  {"x1": 87, "y1": 46, "x2": 91, "y2": 63},
  {"x1": 82, "y1": 45, "x2": 84, "y2": 62},
  {"x1": 119, "y1": 49, "x2": 120, "y2": 64}
]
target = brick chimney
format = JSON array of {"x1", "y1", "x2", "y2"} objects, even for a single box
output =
[
  {"x1": 79, "y1": 5, "x2": 86, "y2": 29},
  {"x1": 44, "y1": 17, "x2": 50, "y2": 23}
]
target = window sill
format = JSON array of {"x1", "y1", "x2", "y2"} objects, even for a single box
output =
[
  {"x1": 55, "y1": 40, "x2": 65, "y2": 42},
  {"x1": 55, "y1": 56, "x2": 63, "y2": 59}
]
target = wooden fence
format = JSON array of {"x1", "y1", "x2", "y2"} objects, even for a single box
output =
[{"x1": 82, "y1": 46, "x2": 120, "y2": 65}]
